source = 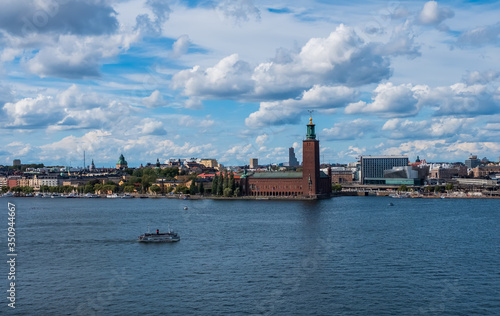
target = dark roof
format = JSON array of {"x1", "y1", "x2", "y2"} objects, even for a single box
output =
[{"x1": 249, "y1": 172, "x2": 303, "y2": 179}]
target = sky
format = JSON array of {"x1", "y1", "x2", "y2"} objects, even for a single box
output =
[{"x1": 1, "y1": 0, "x2": 500, "y2": 168}]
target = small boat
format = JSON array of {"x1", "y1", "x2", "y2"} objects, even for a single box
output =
[
  {"x1": 388, "y1": 202, "x2": 394, "y2": 206},
  {"x1": 183, "y1": 206, "x2": 188, "y2": 210},
  {"x1": 107, "y1": 194, "x2": 119, "y2": 199},
  {"x1": 51, "y1": 193, "x2": 63, "y2": 198},
  {"x1": 120, "y1": 194, "x2": 134, "y2": 199},
  {"x1": 138, "y1": 226, "x2": 180, "y2": 243},
  {"x1": 35, "y1": 193, "x2": 43, "y2": 198},
  {"x1": 1, "y1": 192, "x2": 14, "y2": 197}
]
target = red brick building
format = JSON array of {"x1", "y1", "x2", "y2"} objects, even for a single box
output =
[{"x1": 239, "y1": 117, "x2": 331, "y2": 199}]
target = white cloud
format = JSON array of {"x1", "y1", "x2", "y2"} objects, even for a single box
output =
[
  {"x1": 456, "y1": 22, "x2": 500, "y2": 48},
  {"x1": 142, "y1": 90, "x2": 164, "y2": 108},
  {"x1": 382, "y1": 117, "x2": 475, "y2": 139},
  {"x1": 170, "y1": 34, "x2": 191, "y2": 58},
  {"x1": 216, "y1": 0, "x2": 261, "y2": 24},
  {"x1": 138, "y1": 118, "x2": 167, "y2": 136},
  {"x1": 25, "y1": 32, "x2": 139, "y2": 79},
  {"x1": 246, "y1": 85, "x2": 357, "y2": 128},
  {"x1": 322, "y1": 119, "x2": 374, "y2": 140},
  {"x1": 255, "y1": 134, "x2": 268, "y2": 146},
  {"x1": 418, "y1": 1, "x2": 454, "y2": 30},
  {"x1": 172, "y1": 54, "x2": 254, "y2": 99},
  {"x1": 172, "y1": 24, "x2": 392, "y2": 103},
  {"x1": 345, "y1": 82, "x2": 425, "y2": 117}
]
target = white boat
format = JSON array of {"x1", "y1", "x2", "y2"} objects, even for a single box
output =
[
  {"x1": 107, "y1": 194, "x2": 119, "y2": 199},
  {"x1": 2, "y1": 192, "x2": 14, "y2": 197},
  {"x1": 138, "y1": 226, "x2": 180, "y2": 243},
  {"x1": 42, "y1": 193, "x2": 52, "y2": 198},
  {"x1": 51, "y1": 193, "x2": 63, "y2": 198},
  {"x1": 120, "y1": 194, "x2": 134, "y2": 199}
]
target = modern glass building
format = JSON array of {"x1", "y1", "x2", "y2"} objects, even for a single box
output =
[{"x1": 360, "y1": 155, "x2": 409, "y2": 185}]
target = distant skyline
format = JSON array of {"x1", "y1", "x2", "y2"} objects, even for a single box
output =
[{"x1": 1, "y1": 0, "x2": 500, "y2": 167}]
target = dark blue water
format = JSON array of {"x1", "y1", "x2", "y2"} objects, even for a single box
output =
[{"x1": 1, "y1": 197, "x2": 499, "y2": 315}]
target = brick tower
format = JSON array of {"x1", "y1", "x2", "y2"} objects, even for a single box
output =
[{"x1": 302, "y1": 117, "x2": 320, "y2": 198}]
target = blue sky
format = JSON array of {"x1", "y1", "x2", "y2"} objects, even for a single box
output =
[{"x1": 1, "y1": 0, "x2": 500, "y2": 167}]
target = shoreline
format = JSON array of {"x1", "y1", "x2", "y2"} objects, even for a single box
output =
[{"x1": 3, "y1": 192, "x2": 500, "y2": 200}]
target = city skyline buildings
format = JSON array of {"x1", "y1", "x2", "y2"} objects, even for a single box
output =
[{"x1": 1, "y1": 1, "x2": 500, "y2": 167}]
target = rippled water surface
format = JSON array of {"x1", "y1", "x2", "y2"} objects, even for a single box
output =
[{"x1": 1, "y1": 197, "x2": 499, "y2": 315}]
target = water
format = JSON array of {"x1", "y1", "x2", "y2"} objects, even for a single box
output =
[{"x1": 1, "y1": 197, "x2": 499, "y2": 315}]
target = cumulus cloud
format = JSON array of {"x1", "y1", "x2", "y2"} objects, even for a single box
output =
[
  {"x1": 142, "y1": 90, "x2": 164, "y2": 108},
  {"x1": 172, "y1": 25, "x2": 392, "y2": 103},
  {"x1": 382, "y1": 117, "x2": 475, "y2": 139},
  {"x1": 172, "y1": 54, "x2": 254, "y2": 99},
  {"x1": 345, "y1": 82, "x2": 425, "y2": 117},
  {"x1": 463, "y1": 70, "x2": 500, "y2": 85},
  {"x1": 382, "y1": 139, "x2": 500, "y2": 161},
  {"x1": 3, "y1": 94, "x2": 62, "y2": 128},
  {"x1": 0, "y1": 0, "x2": 118, "y2": 37},
  {"x1": 138, "y1": 118, "x2": 167, "y2": 136},
  {"x1": 25, "y1": 32, "x2": 139, "y2": 79},
  {"x1": 418, "y1": 1, "x2": 454, "y2": 30},
  {"x1": 421, "y1": 83, "x2": 500, "y2": 116},
  {"x1": 245, "y1": 85, "x2": 358, "y2": 128},
  {"x1": 2, "y1": 85, "x2": 132, "y2": 130},
  {"x1": 322, "y1": 119, "x2": 374, "y2": 140}
]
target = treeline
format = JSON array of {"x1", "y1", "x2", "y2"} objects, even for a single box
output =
[{"x1": 211, "y1": 171, "x2": 240, "y2": 197}]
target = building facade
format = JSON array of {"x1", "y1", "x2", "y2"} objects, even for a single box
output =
[
  {"x1": 288, "y1": 147, "x2": 299, "y2": 167},
  {"x1": 465, "y1": 155, "x2": 481, "y2": 169},
  {"x1": 249, "y1": 158, "x2": 258, "y2": 169},
  {"x1": 360, "y1": 155, "x2": 409, "y2": 185},
  {"x1": 239, "y1": 118, "x2": 331, "y2": 199}
]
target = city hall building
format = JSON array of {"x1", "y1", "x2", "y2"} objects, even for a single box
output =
[{"x1": 239, "y1": 117, "x2": 331, "y2": 199}]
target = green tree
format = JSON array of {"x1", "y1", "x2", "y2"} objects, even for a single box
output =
[
  {"x1": 212, "y1": 175, "x2": 219, "y2": 195},
  {"x1": 223, "y1": 171, "x2": 229, "y2": 191},
  {"x1": 166, "y1": 186, "x2": 174, "y2": 193},
  {"x1": 22, "y1": 186, "x2": 34, "y2": 194},
  {"x1": 198, "y1": 181, "x2": 204, "y2": 194},
  {"x1": 189, "y1": 179, "x2": 197, "y2": 195},
  {"x1": 332, "y1": 184, "x2": 342, "y2": 192},
  {"x1": 174, "y1": 185, "x2": 189, "y2": 194},
  {"x1": 84, "y1": 183, "x2": 94, "y2": 194},
  {"x1": 218, "y1": 172, "x2": 224, "y2": 196},
  {"x1": 12, "y1": 186, "x2": 23, "y2": 193},
  {"x1": 397, "y1": 184, "x2": 409, "y2": 192},
  {"x1": 434, "y1": 185, "x2": 442, "y2": 193},
  {"x1": 234, "y1": 187, "x2": 240, "y2": 197},
  {"x1": 150, "y1": 185, "x2": 161, "y2": 195},
  {"x1": 123, "y1": 185, "x2": 135, "y2": 193},
  {"x1": 229, "y1": 171, "x2": 235, "y2": 195},
  {"x1": 445, "y1": 183, "x2": 454, "y2": 191},
  {"x1": 1, "y1": 186, "x2": 9, "y2": 194},
  {"x1": 223, "y1": 187, "x2": 232, "y2": 197}
]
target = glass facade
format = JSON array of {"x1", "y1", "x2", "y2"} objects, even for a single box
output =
[{"x1": 360, "y1": 156, "x2": 409, "y2": 184}]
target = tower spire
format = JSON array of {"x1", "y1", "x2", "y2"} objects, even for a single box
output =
[{"x1": 306, "y1": 112, "x2": 316, "y2": 140}]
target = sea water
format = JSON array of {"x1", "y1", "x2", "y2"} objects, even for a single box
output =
[{"x1": 1, "y1": 197, "x2": 499, "y2": 315}]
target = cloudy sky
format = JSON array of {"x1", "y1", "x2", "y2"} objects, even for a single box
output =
[{"x1": 1, "y1": 0, "x2": 500, "y2": 167}]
